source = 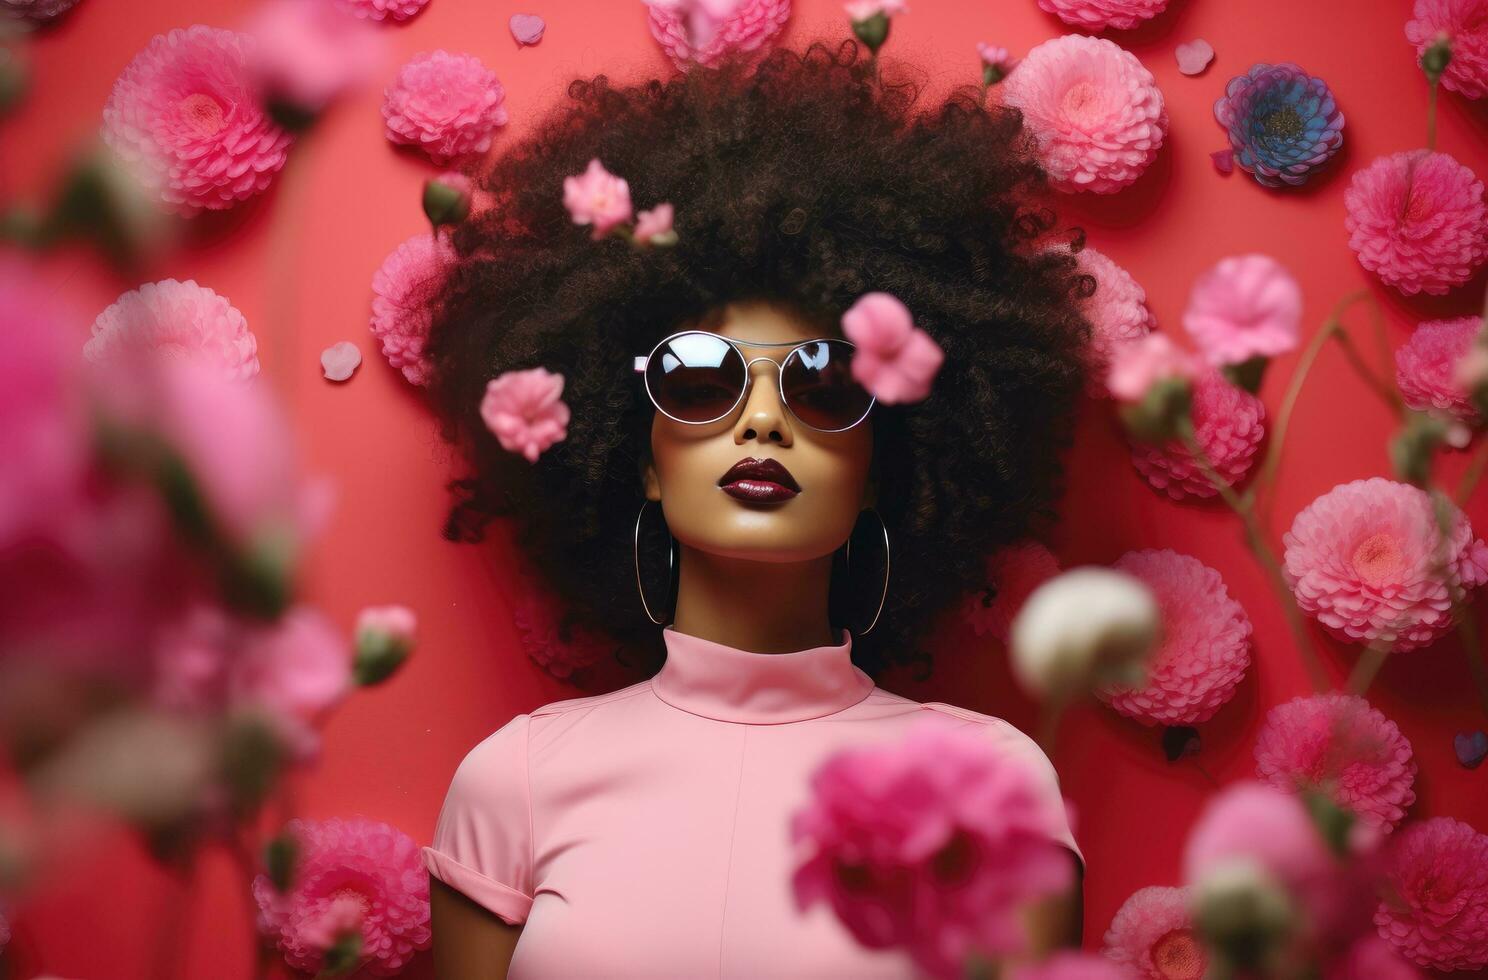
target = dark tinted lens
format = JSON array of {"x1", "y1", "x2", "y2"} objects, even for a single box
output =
[
  {"x1": 781, "y1": 341, "x2": 873, "y2": 431},
  {"x1": 645, "y1": 332, "x2": 747, "y2": 423}
]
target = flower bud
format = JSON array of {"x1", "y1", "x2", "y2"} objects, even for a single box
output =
[
  {"x1": 1423, "y1": 33, "x2": 1453, "y2": 85},
  {"x1": 851, "y1": 12, "x2": 889, "y2": 55},
  {"x1": 353, "y1": 605, "x2": 417, "y2": 686},
  {"x1": 1009, "y1": 566, "x2": 1159, "y2": 701},
  {"x1": 1390, "y1": 410, "x2": 1449, "y2": 487},
  {"x1": 1119, "y1": 375, "x2": 1194, "y2": 444},
  {"x1": 1221, "y1": 354, "x2": 1268, "y2": 394},
  {"x1": 1193, "y1": 860, "x2": 1297, "y2": 972},
  {"x1": 422, "y1": 173, "x2": 472, "y2": 230},
  {"x1": 264, "y1": 831, "x2": 300, "y2": 893}
]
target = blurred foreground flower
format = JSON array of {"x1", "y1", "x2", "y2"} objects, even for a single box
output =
[
  {"x1": 840, "y1": 292, "x2": 944, "y2": 404},
  {"x1": 422, "y1": 171, "x2": 472, "y2": 230},
  {"x1": 1182, "y1": 254, "x2": 1301, "y2": 389},
  {"x1": 244, "y1": 0, "x2": 387, "y2": 130},
  {"x1": 1, "y1": 0, "x2": 83, "y2": 25},
  {"x1": 1406, "y1": 0, "x2": 1488, "y2": 99},
  {"x1": 963, "y1": 541, "x2": 1060, "y2": 646},
  {"x1": 1129, "y1": 370, "x2": 1265, "y2": 500},
  {"x1": 86, "y1": 279, "x2": 259, "y2": 381},
  {"x1": 370, "y1": 231, "x2": 456, "y2": 386},
  {"x1": 1010, "y1": 566, "x2": 1158, "y2": 701},
  {"x1": 1396, "y1": 315, "x2": 1483, "y2": 427}
]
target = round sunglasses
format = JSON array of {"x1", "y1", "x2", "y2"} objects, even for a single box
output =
[{"x1": 632, "y1": 330, "x2": 876, "y2": 432}]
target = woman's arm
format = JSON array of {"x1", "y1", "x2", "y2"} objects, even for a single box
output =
[{"x1": 430, "y1": 878, "x2": 525, "y2": 979}]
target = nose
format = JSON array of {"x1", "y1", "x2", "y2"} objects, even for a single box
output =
[{"x1": 732, "y1": 356, "x2": 793, "y2": 446}]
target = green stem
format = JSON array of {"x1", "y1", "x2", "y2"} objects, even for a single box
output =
[
  {"x1": 1460, "y1": 606, "x2": 1488, "y2": 718},
  {"x1": 1345, "y1": 641, "x2": 1391, "y2": 696},
  {"x1": 1330, "y1": 330, "x2": 1405, "y2": 416},
  {"x1": 1428, "y1": 79, "x2": 1440, "y2": 152},
  {"x1": 1457, "y1": 437, "x2": 1488, "y2": 507}
]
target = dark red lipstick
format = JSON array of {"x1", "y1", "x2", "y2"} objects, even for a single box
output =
[{"x1": 718, "y1": 456, "x2": 801, "y2": 503}]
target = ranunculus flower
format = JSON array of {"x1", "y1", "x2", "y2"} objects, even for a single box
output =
[
  {"x1": 86, "y1": 279, "x2": 259, "y2": 381},
  {"x1": 1213, "y1": 63, "x2": 1345, "y2": 188},
  {"x1": 370, "y1": 232, "x2": 456, "y2": 386},
  {"x1": 382, "y1": 50, "x2": 508, "y2": 164},
  {"x1": 562, "y1": 158, "x2": 633, "y2": 240},
  {"x1": 1396, "y1": 315, "x2": 1483, "y2": 426},
  {"x1": 1130, "y1": 370, "x2": 1265, "y2": 501},
  {"x1": 646, "y1": 0, "x2": 789, "y2": 69},
  {"x1": 1010, "y1": 565, "x2": 1159, "y2": 700},
  {"x1": 1182, "y1": 254, "x2": 1302, "y2": 368},
  {"x1": 963, "y1": 541, "x2": 1061, "y2": 646},
  {"x1": 1034, "y1": 0, "x2": 1168, "y2": 32},
  {"x1": 480, "y1": 367, "x2": 571, "y2": 462},
  {"x1": 1406, "y1": 0, "x2": 1488, "y2": 99},
  {"x1": 1103, "y1": 885, "x2": 1206, "y2": 980},
  {"x1": 839, "y1": 292, "x2": 944, "y2": 404},
  {"x1": 1374, "y1": 816, "x2": 1488, "y2": 972}
]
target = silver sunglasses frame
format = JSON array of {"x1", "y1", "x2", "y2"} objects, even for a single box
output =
[{"x1": 632, "y1": 329, "x2": 877, "y2": 433}]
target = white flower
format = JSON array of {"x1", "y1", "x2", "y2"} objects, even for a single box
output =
[{"x1": 1009, "y1": 566, "x2": 1159, "y2": 699}]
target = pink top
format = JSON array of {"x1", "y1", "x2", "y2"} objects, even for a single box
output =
[{"x1": 423, "y1": 625, "x2": 1082, "y2": 978}]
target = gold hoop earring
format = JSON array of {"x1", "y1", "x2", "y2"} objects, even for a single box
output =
[
  {"x1": 844, "y1": 507, "x2": 890, "y2": 636},
  {"x1": 634, "y1": 499, "x2": 678, "y2": 625}
]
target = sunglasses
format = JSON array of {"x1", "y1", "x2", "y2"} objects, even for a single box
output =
[{"x1": 633, "y1": 330, "x2": 876, "y2": 432}]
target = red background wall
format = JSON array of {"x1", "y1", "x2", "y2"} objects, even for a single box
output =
[{"x1": 4, "y1": 0, "x2": 1487, "y2": 977}]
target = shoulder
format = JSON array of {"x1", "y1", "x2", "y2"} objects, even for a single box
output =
[{"x1": 453, "y1": 678, "x2": 655, "y2": 778}]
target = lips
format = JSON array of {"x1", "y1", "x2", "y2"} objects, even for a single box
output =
[{"x1": 718, "y1": 456, "x2": 801, "y2": 503}]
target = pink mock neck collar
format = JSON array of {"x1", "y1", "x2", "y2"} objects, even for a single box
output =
[{"x1": 651, "y1": 625, "x2": 876, "y2": 724}]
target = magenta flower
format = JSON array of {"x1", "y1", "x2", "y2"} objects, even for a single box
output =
[
  {"x1": 840, "y1": 292, "x2": 944, "y2": 404},
  {"x1": 634, "y1": 203, "x2": 676, "y2": 245},
  {"x1": 1406, "y1": 0, "x2": 1488, "y2": 99},
  {"x1": 480, "y1": 367, "x2": 571, "y2": 462},
  {"x1": 513, "y1": 581, "x2": 614, "y2": 680},
  {"x1": 1282, "y1": 477, "x2": 1488, "y2": 651},
  {"x1": 999, "y1": 35, "x2": 1167, "y2": 195},
  {"x1": 1034, "y1": 0, "x2": 1169, "y2": 32},
  {"x1": 253, "y1": 817, "x2": 432, "y2": 976},
  {"x1": 336, "y1": 0, "x2": 430, "y2": 22},
  {"x1": 245, "y1": 0, "x2": 386, "y2": 120},
  {"x1": 370, "y1": 232, "x2": 456, "y2": 386},
  {"x1": 102, "y1": 26, "x2": 293, "y2": 214},
  {"x1": 1184, "y1": 781, "x2": 1335, "y2": 895},
  {"x1": 647, "y1": 0, "x2": 789, "y2": 70},
  {"x1": 791, "y1": 716, "x2": 1075, "y2": 978},
  {"x1": 1009, "y1": 952, "x2": 1132, "y2": 980},
  {"x1": 1375, "y1": 816, "x2": 1488, "y2": 971},
  {"x1": 1182, "y1": 254, "x2": 1302, "y2": 368},
  {"x1": 1130, "y1": 370, "x2": 1265, "y2": 500},
  {"x1": 382, "y1": 50, "x2": 508, "y2": 164},
  {"x1": 563, "y1": 159, "x2": 634, "y2": 240},
  {"x1": 1105, "y1": 333, "x2": 1200, "y2": 403},
  {"x1": 1103, "y1": 885, "x2": 1206, "y2": 980},
  {"x1": 1096, "y1": 549, "x2": 1251, "y2": 727},
  {"x1": 1065, "y1": 245, "x2": 1155, "y2": 395},
  {"x1": 1345, "y1": 150, "x2": 1488, "y2": 296},
  {"x1": 1325, "y1": 935, "x2": 1423, "y2": 980},
  {"x1": 963, "y1": 541, "x2": 1061, "y2": 646},
  {"x1": 86, "y1": 279, "x2": 258, "y2": 382},
  {"x1": 1397, "y1": 316, "x2": 1483, "y2": 426}
]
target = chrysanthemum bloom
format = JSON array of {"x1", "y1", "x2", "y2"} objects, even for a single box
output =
[
  {"x1": 1011, "y1": 566, "x2": 1159, "y2": 700},
  {"x1": 1254, "y1": 694, "x2": 1416, "y2": 834},
  {"x1": 512, "y1": 584, "x2": 614, "y2": 680},
  {"x1": 382, "y1": 50, "x2": 508, "y2": 164},
  {"x1": 1010, "y1": 952, "x2": 1132, "y2": 980},
  {"x1": 85, "y1": 279, "x2": 258, "y2": 381},
  {"x1": 1, "y1": 0, "x2": 82, "y2": 23},
  {"x1": 791, "y1": 716, "x2": 1075, "y2": 979},
  {"x1": 647, "y1": 0, "x2": 789, "y2": 70},
  {"x1": 480, "y1": 367, "x2": 571, "y2": 462},
  {"x1": 245, "y1": 0, "x2": 386, "y2": 120},
  {"x1": 1406, "y1": 0, "x2": 1488, "y2": 99},
  {"x1": 1105, "y1": 333, "x2": 1200, "y2": 403},
  {"x1": 1214, "y1": 63, "x2": 1344, "y2": 188},
  {"x1": 370, "y1": 232, "x2": 456, "y2": 386},
  {"x1": 1282, "y1": 477, "x2": 1488, "y2": 651},
  {"x1": 840, "y1": 292, "x2": 944, "y2": 404},
  {"x1": 253, "y1": 817, "x2": 432, "y2": 976},
  {"x1": 1096, "y1": 549, "x2": 1251, "y2": 727},
  {"x1": 1130, "y1": 370, "x2": 1265, "y2": 501},
  {"x1": 1375, "y1": 816, "x2": 1488, "y2": 971},
  {"x1": 1396, "y1": 316, "x2": 1483, "y2": 425},
  {"x1": 1344, "y1": 150, "x2": 1488, "y2": 296},
  {"x1": 1062, "y1": 245, "x2": 1154, "y2": 394},
  {"x1": 1104, "y1": 885, "x2": 1206, "y2": 980},
  {"x1": 337, "y1": 0, "x2": 430, "y2": 23},
  {"x1": 1034, "y1": 0, "x2": 1169, "y2": 32},
  {"x1": 102, "y1": 26, "x2": 293, "y2": 214},
  {"x1": 562, "y1": 158, "x2": 633, "y2": 240},
  {"x1": 999, "y1": 35, "x2": 1167, "y2": 194},
  {"x1": 1324, "y1": 935, "x2": 1423, "y2": 980},
  {"x1": 963, "y1": 540, "x2": 1061, "y2": 646},
  {"x1": 1183, "y1": 254, "x2": 1302, "y2": 367}
]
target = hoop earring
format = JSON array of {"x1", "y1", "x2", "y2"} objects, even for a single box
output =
[
  {"x1": 843, "y1": 507, "x2": 890, "y2": 636},
  {"x1": 634, "y1": 499, "x2": 678, "y2": 626}
]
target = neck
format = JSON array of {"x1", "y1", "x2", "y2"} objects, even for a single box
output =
[{"x1": 669, "y1": 544, "x2": 837, "y2": 654}]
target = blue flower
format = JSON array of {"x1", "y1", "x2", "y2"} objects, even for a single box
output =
[{"x1": 1214, "y1": 62, "x2": 1345, "y2": 188}]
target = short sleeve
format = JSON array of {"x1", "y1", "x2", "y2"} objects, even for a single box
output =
[{"x1": 423, "y1": 713, "x2": 535, "y2": 925}]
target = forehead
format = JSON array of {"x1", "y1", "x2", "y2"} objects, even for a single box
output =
[{"x1": 707, "y1": 301, "x2": 838, "y2": 355}]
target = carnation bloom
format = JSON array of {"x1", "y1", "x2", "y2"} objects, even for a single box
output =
[
  {"x1": 245, "y1": 0, "x2": 386, "y2": 119},
  {"x1": 1406, "y1": 0, "x2": 1488, "y2": 99},
  {"x1": 1375, "y1": 816, "x2": 1488, "y2": 971},
  {"x1": 1344, "y1": 150, "x2": 1488, "y2": 296},
  {"x1": 480, "y1": 367, "x2": 571, "y2": 462},
  {"x1": 1282, "y1": 477, "x2": 1488, "y2": 651},
  {"x1": 839, "y1": 292, "x2": 944, "y2": 404},
  {"x1": 1183, "y1": 254, "x2": 1301, "y2": 367},
  {"x1": 1105, "y1": 333, "x2": 1200, "y2": 403},
  {"x1": 1130, "y1": 370, "x2": 1265, "y2": 501},
  {"x1": 1396, "y1": 316, "x2": 1483, "y2": 425},
  {"x1": 999, "y1": 35, "x2": 1167, "y2": 194},
  {"x1": 790, "y1": 716, "x2": 1075, "y2": 979},
  {"x1": 369, "y1": 232, "x2": 456, "y2": 386},
  {"x1": 1010, "y1": 952, "x2": 1132, "y2": 980},
  {"x1": 102, "y1": 26, "x2": 293, "y2": 214},
  {"x1": 562, "y1": 158, "x2": 633, "y2": 240},
  {"x1": 1103, "y1": 885, "x2": 1206, "y2": 980},
  {"x1": 1034, "y1": 0, "x2": 1169, "y2": 32},
  {"x1": 512, "y1": 583, "x2": 614, "y2": 680},
  {"x1": 963, "y1": 540, "x2": 1061, "y2": 646},
  {"x1": 382, "y1": 50, "x2": 508, "y2": 164},
  {"x1": 337, "y1": 0, "x2": 430, "y2": 22},
  {"x1": 253, "y1": 817, "x2": 432, "y2": 976},
  {"x1": 1096, "y1": 549, "x2": 1251, "y2": 727},
  {"x1": 1064, "y1": 245, "x2": 1155, "y2": 394},
  {"x1": 1213, "y1": 63, "x2": 1345, "y2": 188},
  {"x1": 1254, "y1": 694, "x2": 1416, "y2": 834},
  {"x1": 647, "y1": 0, "x2": 789, "y2": 69},
  {"x1": 86, "y1": 279, "x2": 259, "y2": 381}
]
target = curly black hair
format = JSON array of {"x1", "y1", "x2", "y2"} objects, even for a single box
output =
[{"x1": 424, "y1": 38, "x2": 1093, "y2": 682}]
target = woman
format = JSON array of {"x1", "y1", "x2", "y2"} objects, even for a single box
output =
[{"x1": 420, "y1": 38, "x2": 1092, "y2": 978}]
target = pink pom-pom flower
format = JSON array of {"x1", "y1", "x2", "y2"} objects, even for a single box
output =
[
  {"x1": 382, "y1": 50, "x2": 508, "y2": 164},
  {"x1": 102, "y1": 26, "x2": 293, "y2": 215},
  {"x1": 85, "y1": 279, "x2": 259, "y2": 382},
  {"x1": 1130, "y1": 370, "x2": 1265, "y2": 500},
  {"x1": 1375, "y1": 816, "x2": 1488, "y2": 972},
  {"x1": 1282, "y1": 477, "x2": 1488, "y2": 651},
  {"x1": 1063, "y1": 244, "x2": 1155, "y2": 394},
  {"x1": 963, "y1": 540, "x2": 1061, "y2": 646},
  {"x1": 1010, "y1": 952, "x2": 1132, "y2": 980},
  {"x1": 1182, "y1": 254, "x2": 1302, "y2": 368},
  {"x1": 999, "y1": 35, "x2": 1167, "y2": 195},
  {"x1": 337, "y1": 0, "x2": 430, "y2": 22},
  {"x1": 1396, "y1": 315, "x2": 1483, "y2": 426},
  {"x1": 562, "y1": 159, "x2": 633, "y2": 240},
  {"x1": 369, "y1": 232, "x2": 456, "y2": 386},
  {"x1": 1406, "y1": 0, "x2": 1488, "y2": 99},
  {"x1": 1034, "y1": 0, "x2": 1169, "y2": 32},
  {"x1": 647, "y1": 0, "x2": 790, "y2": 70},
  {"x1": 252, "y1": 817, "x2": 432, "y2": 976},
  {"x1": 1344, "y1": 150, "x2": 1488, "y2": 296},
  {"x1": 1096, "y1": 549, "x2": 1251, "y2": 727},
  {"x1": 1184, "y1": 781, "x2": 1335, "y2": 892},
  {"x1": 840, "y1": 292, "x2": 944, "y2": 404},
  {"x1": 1103, "y1": 885, "x2": 1206, "y2": 980},
  {"x1": 480, "y1": 367, "x2": 571, "y2": 462}
]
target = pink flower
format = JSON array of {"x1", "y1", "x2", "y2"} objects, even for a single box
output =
[
  {"x1": 336, "y1": 0, "x2": 430, "y2": 22},
  {"x1": 1103, "y1": 885, "x2": 1206, "y2": 980},
  {"x1": 355, "y1": 605, "x2": 416, "y2": 648},
  {"x1": 963, "y1": 541, "x2": 1061, "y2": 646},
  {"x1": 86, "y1": 279, "x2": 258, "y2": 382},
  {"x1": 1, "y1": 0, "x2": 82, "y2": 23},
  {"x1": 1064, "y1": 245, "x2": 1155, "y2": 394},
  {"x1": 1009, "y1": 952, "x2": 1131, "y2": 980},
  {"x1": 253, "y1": 817, "x2": 432, "y2": 976},
  {"x1": 1096, "y1": 549, "x2": 1251, "y2": 727},
  {"x1": 1396, "y1": 316, "x2": 1483, "y2": 425},
  {"x1": 1034, "y1": 0, "x2": 1169, "y2": 32},
  {"x1": 1182, "y1": 255, "x2": 1302, "y2": 367},
  {"x1": 1255, "y1": 694, "x2": 1416, "y2": 834},
  {"x1": 1105, "y1": 333, "x2": 1200, "y2": 403},
  {"x1": 102, "y1": 26, "x2": 293, "y2": 214},
  {"x1": 977, "y1": 43, "x2": 1013, "y2": 68},
  {"x1": 1282, "y1": 477, "x2": 1488, "y2": 651},
  {"x1": 840, "y1": 292, "x2": 944, "y2": 404},
  {"x1": 480, "y1": 367, "x2": 571, "y2": 462},
  {"x1": 1344, "y1": 150, "x2": 1488, "y2": 296},
  {"x1": 512, "y1": 583, "x2": 614, "y2": 680},
  {"x1": 1130, "y1": 370, "x2": 1265, "y2": 500},
  {"x1": 1375, "y1": 816, "x2": 1488, "y2": 971},
  {"x1": 1184, "y1": 782, "x2": 1335, "y2": 893},
  {"x1": 382, "y1": 51, "x2": 508, "y2": 164},
  {"x1": 1406, "y1": 0, "x2": 1488, "y2": 99},
  {"x1": 1325, "y1": 934, "x2": 1423, "y2": 980},
  {"x1": 845, "y1": 0, "x2": 906, "y2": 20},
  {"x1": 647, "y1": 0, "x2": 788, "y2": 69},
  {"x1": 634, "y1": 203, "x2": 676, "y2": 245},
  {"x1": 245, "y1": 0, "x2": 386, "y2": 118},
  {"x1": 791, "y1": 715, "x2": 1075, "y2": 979},
  {"x1": 562, "y1": 159, "x2": 634, "y2": 240},
  {"x1": 370, "y1": 232, "x2": 456, "y2": 386},
  {"x1": 999, "y1": 35, "x2": 1167, "y2": 194}
]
